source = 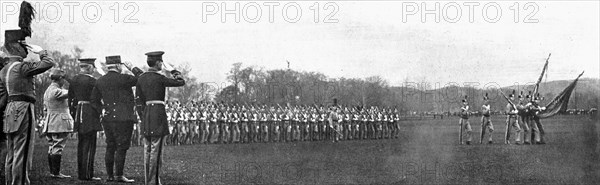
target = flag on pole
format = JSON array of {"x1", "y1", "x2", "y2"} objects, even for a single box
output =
[{"x1": 537, "y1": 71, "x2": 584, "y2": 119}]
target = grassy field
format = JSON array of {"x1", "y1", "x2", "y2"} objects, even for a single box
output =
[{"x1": 0, "y1": 115, "x2": 598, "y2": 185}]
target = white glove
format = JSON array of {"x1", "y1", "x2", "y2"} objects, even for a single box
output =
[
  {"x1": 25, "y1": 44, "x2": 44, "y2": 54},
  {"x1": 163, "y1": 62, "x2": 175, "y2": 72},
  {"x1": 123, "y1": 61, "x2": 132, "y2": 69},
  {"x1": 96, "y1": 67, "x2": 106, "y2": 75}
]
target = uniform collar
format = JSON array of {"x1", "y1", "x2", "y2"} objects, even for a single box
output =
[
  {"x1": 80, "y1": 73, "x2": 95, "y2": 78},
  {"x1": 144, "y1": 68, "x2": 166, "y2": 76}
]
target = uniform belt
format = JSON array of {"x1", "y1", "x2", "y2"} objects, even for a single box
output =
[
  {"x1": 146, "y1": 100, "x2": 165, "y2": 105},
  {"x1": 8, "y1": 95, "x2": 36, "y2": 103},
  {"x1": 78, "y1": 101, "x2": 91, "y2": 104}
]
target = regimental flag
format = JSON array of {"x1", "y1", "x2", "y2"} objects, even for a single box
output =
[{"x1": 537, "y1": 71, "x2": 584, "y2": 119}]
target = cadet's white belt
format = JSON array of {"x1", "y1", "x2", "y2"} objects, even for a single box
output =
[
  {"x1": 146, "y1": 100, "x2": 165, "y2": 105},
  {"x1": 78, "y1": 101, "x2": 90, "y2": 104}
]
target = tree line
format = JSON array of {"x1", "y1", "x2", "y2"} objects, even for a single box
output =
[{"x1": 215, "y1": 63, "x2": 599, "y2": 114}]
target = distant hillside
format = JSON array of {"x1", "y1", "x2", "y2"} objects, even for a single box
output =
[{"x1": 390, "y1": 78, "x2": 599, "y2": 113}]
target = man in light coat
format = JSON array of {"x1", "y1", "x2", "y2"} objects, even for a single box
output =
[{"x1": 43, "y1": 69, "x2": 73, "y2": 178}]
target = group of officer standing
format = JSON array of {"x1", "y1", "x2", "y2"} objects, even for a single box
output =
[
  {"x1": 1, "y1": 10, "x2": 186, "y2": 183},
  {"x1": 67, "y1": 52, "x2": 184, "y2": 185},
  {"x1": 41, "y1": 52, "x2": 184, "y2": 185},
  {"x1": 158, "y1": 101, "x2": 403, "y2": 145}
]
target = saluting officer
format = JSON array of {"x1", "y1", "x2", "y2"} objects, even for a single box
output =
[
  {"x1": 68, "y1": 58, "x2": 102, "y2": 181},
  {"x1": 91, "y1": 55, "x2": 143, "y2": 183},
  {"x1": 1, "y1": 13, "x2": 56, "y2": 184},
  {"x1": 136, "y1": 51, "x2": 185, "y2": 185},
  {"x1": 43, "y1": 69, "x2": 73, "y2": 178}
]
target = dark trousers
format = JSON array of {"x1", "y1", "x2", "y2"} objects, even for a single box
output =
[
  {"x1": 78, "y1": 132, "x2": 97, "y2": 180},
  {"x1": 103, "y1": 121, "x2": 133, "y2": 177}
]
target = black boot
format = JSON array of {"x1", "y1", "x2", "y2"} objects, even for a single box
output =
[
  {"x1": 48, "y1": 154, "x2": 56, "y2": 175},
  {"x1": 53, "y1": 155, "x2": 71, "y2": 178}
]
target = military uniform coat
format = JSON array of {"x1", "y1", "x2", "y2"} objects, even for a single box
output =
[
  {"x1": 1, "y1": 55, "x2": 55, "y2": 134},
  {"x1": 0, "y1": 52, "x2": 55, "y2": 185},
  {"x1": 68, "y1": 73, "x2": 102, "y2": 134},
  {"x1": 43, "y1": 83, "x2": 74, "y2": 133},
  {"x1": 136, "y1": 69, "x2": 185, "y2": 137},
  {"x1": 91, "y1": 68, "x2": 143, "y2": 124}
]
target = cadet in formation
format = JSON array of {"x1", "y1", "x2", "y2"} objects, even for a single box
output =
[
  {"x1": 504, "y1": 90, "x2": 522, "y2": 145},
  {"x1": 459, "y1": 96, "x2": 472, "y2": 145},
  {"x1": 462, "y1": 90, "x2": 549, "y2": 146},
  {"x1": 480, "y1": 93, "x2": 494, "y2": 144},
  {"x1": 157, "y1": 101, "x2": 402, "y2": 145}
]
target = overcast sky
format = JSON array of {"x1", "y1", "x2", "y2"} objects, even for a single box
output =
[{"x1": 1, "y1": 1, "x2": 598, "y2": 88}]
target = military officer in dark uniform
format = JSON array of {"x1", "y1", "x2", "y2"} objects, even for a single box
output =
[
  {"x1": 68, "y1": 58, "x2": 102, "y2": 181},
  {"x1": 91, "y1": 55, "x2": 143, "y2": 183},
  {"x1": 136, "y1": 51, "x2": 185, "y2": 185}
]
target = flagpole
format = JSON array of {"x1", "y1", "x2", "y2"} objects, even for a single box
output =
[{"x1": 533, "y1": 53, "x2": 551, "y2": 96}]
